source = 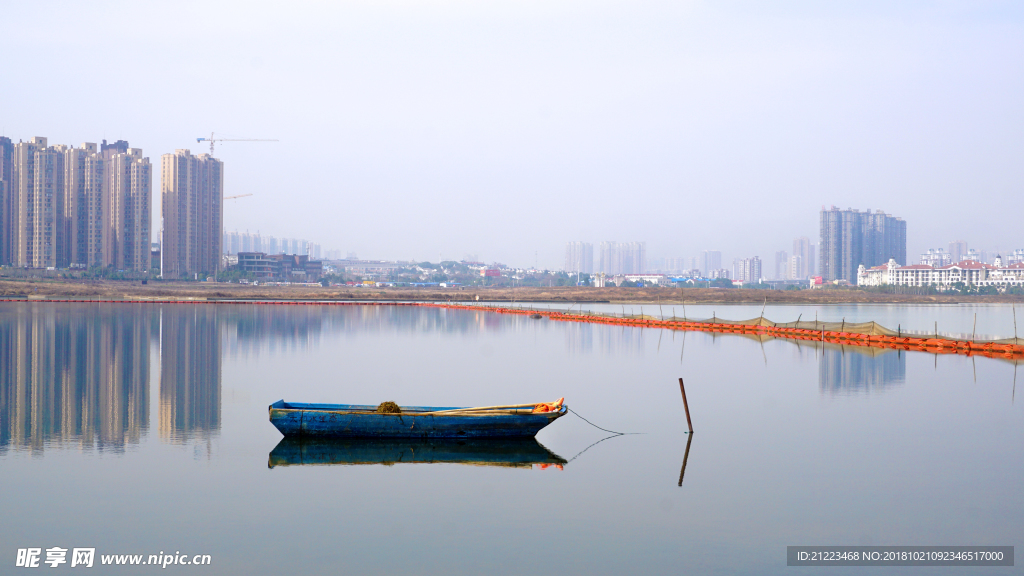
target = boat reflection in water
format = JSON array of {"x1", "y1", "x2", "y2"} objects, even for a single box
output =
[{"x1": 269, "y1": 437, "x2": 567, "y2": 469}]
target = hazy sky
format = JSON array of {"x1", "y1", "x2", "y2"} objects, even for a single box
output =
[{"x1": 3, "y1": 1, "x2": 1021, "y2": 268}]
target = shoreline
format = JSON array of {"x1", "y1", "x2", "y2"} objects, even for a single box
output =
[{"x1": 1, "y1": 278, "x2": 1023, "y2": 305}]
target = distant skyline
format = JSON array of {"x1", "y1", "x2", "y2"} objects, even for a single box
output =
[{"x1": 2, "y1": 2, "x2": 1021, "y2": 269}]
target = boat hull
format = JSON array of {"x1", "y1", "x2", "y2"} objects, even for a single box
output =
[{"x1": 268, "y1": 401, "x2": 566, "y2": 439}]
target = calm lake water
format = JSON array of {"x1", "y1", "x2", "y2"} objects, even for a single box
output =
[{"x1": 1, "y1": 302, "x2": 1021, "y2": 575}]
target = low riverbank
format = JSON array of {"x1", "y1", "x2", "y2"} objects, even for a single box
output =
[{"x1": 1, "y1": 278, "x2": 1023, "y2": 304}]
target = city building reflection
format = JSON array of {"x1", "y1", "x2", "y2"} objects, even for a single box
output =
[
  {"x1": 564, "y1": 322, "x2": 647, "y2": 357},
  {"x1": 159, "y1": 306, "x2": 221, "y2": 443},
  {"x1": 818, "y1": 344, "x2": 905, "y2": 395},
  {"x1": 0, "y1": 304, "x2": 154, "y2": 453},
  {"x1": 9, "y1": 303, "x2": 906, "y2": 451},
  {"x1": 220, "y1": 305, "x2": 511, "y2": 358}
]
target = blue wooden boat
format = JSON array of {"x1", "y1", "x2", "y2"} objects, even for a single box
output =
[
  {"x1": 268, "y1": 436, "x2": 567, "y2": 468},
  {"x1": 268, "y1": 400, "x2": 567, "y2": 439}
]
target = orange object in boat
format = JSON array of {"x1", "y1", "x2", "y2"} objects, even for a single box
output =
[{"x1": 532, "y1": 397, "x2": 565, "y2": 413}]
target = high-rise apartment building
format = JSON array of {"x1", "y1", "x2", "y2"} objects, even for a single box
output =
[
  {"x1": 789, "y1": 255, "x2": 802, "y2": 280},
  {"x1": 732, "y1": 256, "x2": 762, "y2": 283},
  {"x1": 0, "y1": 137, "x2": 13, "y2": 265},
  {"x1": 161, "y1": 150, "x2": 223, "y2": 279},
  {"x1": 964, "y1": 248, "x2": 986, "y2": 263},
  {"x1": 702, "y1": 250, "x2": 721, "y2": 275},
  {"x1": 792, "y1": 236, "x2": 814, "y2": 278},
  {"x1": 622, "y1": 242, "x2": 645, "y2": 274},
  {"x1": 564, "y1": 241, "x2": 593, "y2": 274},
  {"x1": 820, "y1": 207, "x2": 906, "y2": 284},
  {"x1": 948, "y1": 240, "x2": 968, "y2": 263},
  {"x1": 63, "y1": 140, "x2": 152, "y2": 271},
  {"x1": 12, "y1": 138, "x2": 67, "y2": 268},
  {"x1": 63, "y1": 143, "x2": 105, "y2": 267},
  {"x1": 599, "y1": 242, "x2": 617, "y2": 274},
  {"x1": 99, "y1": 140, "x2": 128, "y2": 267},
  {"x1": 920, "y1": 248, "x2": 951, "y2": 267},
  {"x1": 664, "y1": 257, "x2": 689, "y2": 273},
  {"x1": 597, "y1": 241, "x2": 645, "y2": 274},
  {"x1": 1, "y1": 136, "x2": 151, "y2": 272},
  {"x1": 775, "y1": 250, "x2": 789, "y2": 280},
  {"x1": 107, "y1": 147, "x2": 152, "y2": 271}
]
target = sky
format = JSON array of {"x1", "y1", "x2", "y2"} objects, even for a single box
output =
[{"x1": 2, "y1": 0, "x2": 1021, "y2": 269}]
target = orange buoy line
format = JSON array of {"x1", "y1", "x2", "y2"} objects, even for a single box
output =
[
  {"x1": 417, "y1": 303, "x2": 1024, "y2": 360},
  {"x1": 4, "y1": 298, "x2": 1022, "y2": 360}
]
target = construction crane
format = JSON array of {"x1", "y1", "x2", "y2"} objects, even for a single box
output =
[
  {"x1": 196, "y1": 132, "x2": 278, "y2": 155},
  {"x1": 224, "y1": 193, "x2": 253, "y2": 201}
]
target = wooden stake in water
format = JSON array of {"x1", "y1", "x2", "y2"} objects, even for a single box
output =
[
  {"x1": 973, "y1": 312, "x2": 977, "y2": 342},
  {"x1": 678, "y1": 432, "x2": 694, "y2": 487},
  {"x1": 678, "y1": 377, "x2": 694, "y2": 433}
]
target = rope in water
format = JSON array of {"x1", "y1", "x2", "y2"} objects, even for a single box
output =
[
  {"x1": 567, "y1": 407, "x2": 634, "y2": 436},
  {"x1": 566, "y1": 434, "x2": 621, "y2": 463}
]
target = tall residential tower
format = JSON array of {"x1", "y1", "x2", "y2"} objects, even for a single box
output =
[
  {"x1": 564, "y1": 241, "x2": 593, "y2": 274},
  {"x1": 1, "y1": 136, "x2": 151, "y2": 272},
  {"x1": 792, "y1": 236, "x2": 815, "y2": 278},
  {"x1": 820, "y1": 207, "x2": 906, "y2": 284},
  {"x1": 0, "y1": 137, "x2": 13, "y2": 265},
  {"x1": 161, "y1": 150, "x2": 223, "y2": 279},
  {"x1": 597, "y1": 241, "x2": 646, "y2": 275}
]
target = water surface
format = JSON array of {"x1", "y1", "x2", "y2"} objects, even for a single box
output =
[{"x1": 1, "y1": 303, "x2": 1020, "y2": 575}]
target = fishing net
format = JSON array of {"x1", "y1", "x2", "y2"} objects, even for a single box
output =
[
  {"x1": 376, "y1": 401, "x2": 401, "y2": 414},
  {"x1": 488, "y1": 304, "x2": 1024, "y2": 346}
]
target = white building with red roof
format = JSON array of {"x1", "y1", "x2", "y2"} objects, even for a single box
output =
[{"x1": 858, "y1": 257, "x2": 1024, "y2": 290}]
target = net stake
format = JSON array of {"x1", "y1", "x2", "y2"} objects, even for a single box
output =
[{"x1": 678, "y1": 377, "x2": 694, "y2": 433}]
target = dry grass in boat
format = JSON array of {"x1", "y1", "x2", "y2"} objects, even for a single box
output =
[{"x1": 376, "y1": 401, "x2": 401, "y2": 414}]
